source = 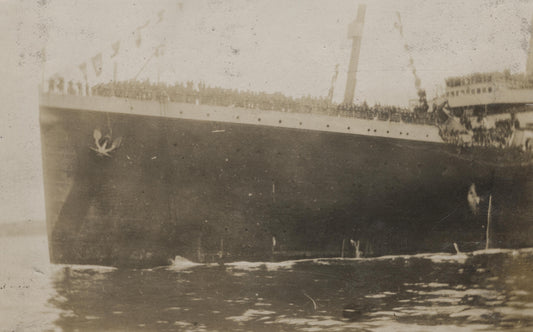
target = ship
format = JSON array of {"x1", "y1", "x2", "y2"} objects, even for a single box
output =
[{"x1": 40, "y1": 5, "x2": 533, "y2": 267}]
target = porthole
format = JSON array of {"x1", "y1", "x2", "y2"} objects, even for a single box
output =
[
  {"x1": 400, "y1": 132, "x2": 403, "y2": 135},
  {"x1": 207, "y1": 113, "x2": 210, "y2": 117},
  {"x1": 236, "y1": 116, "x2": 240, "y2": 120},
  {"x1": 387, "y1": 130, "x2": 390, "y2": 134},
  {"x1": 367, "y1": 128, "x2": 370, "y2": 132},
  {"x1": 374, "y1": 129, "x2": 377, "y2": 132},
  {"x1": 347, "y1": 126, "x2": 351, "y2": 130},
  {"x1": 278, "y1": 120, "x2": 282, "y2": 124},
  {"x1": 326, "y1": 124, "x2": 330, "y2": 128},
  {"x1": 258, "y1": 118, "x2": 261, "y2": 122},
  {"x1": 299, "y1": 122, "x2": 302, "y2": 126}
]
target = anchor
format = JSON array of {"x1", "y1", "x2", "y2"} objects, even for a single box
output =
[{"x1": 89, "y1": 129, "x2": 122, "y2": 157}]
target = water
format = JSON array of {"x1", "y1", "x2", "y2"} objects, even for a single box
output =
[{"x1": 2, "y1": 235, "x2": 533, "y2": 331}]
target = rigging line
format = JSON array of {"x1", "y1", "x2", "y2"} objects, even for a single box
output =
[{"x1": 133, "y1": 51, "x2": 157, "y2": 81}]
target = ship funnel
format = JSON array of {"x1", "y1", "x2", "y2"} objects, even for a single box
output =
[
  {"x1": 527, "y1": 13, "x2": 533, "y2": 77},
  {"x1": 343, "y1": 4, "x2": 366, "y2": 105}
]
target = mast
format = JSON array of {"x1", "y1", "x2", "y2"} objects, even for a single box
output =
[{"x1": 343, "y1": 4, "x2": 366, "y2": 105}]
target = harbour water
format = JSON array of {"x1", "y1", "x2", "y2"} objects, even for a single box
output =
[{"x1": 2, "y1": 234, "x2": 533, "y2": 331}]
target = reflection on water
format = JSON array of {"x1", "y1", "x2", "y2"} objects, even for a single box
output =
[{"x1": 2, "y1": 235, "x2": 533, "y2": 331}]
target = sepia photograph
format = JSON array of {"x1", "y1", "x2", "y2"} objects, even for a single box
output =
[{"x1": 2, "y1": 0, "x2": 533, "y2": 330}]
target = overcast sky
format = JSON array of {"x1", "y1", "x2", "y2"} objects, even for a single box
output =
[{"x1": 1, "y1": 0, "x2": 533, "y2": 223}]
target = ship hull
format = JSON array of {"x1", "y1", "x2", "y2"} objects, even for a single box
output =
[{"x1": 40, "y1": 99, "x2": 533, "y2": 267}]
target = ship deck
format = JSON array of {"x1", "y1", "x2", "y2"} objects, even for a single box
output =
[{"x1": 39, "y1": 92, "x2": 444, "y2": 144}]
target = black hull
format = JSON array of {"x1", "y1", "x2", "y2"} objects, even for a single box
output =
[{"x1": 40, "y1": 99, "x2": 533, "y2": 267}]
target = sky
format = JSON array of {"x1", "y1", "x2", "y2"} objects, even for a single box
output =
[{"x1": 1, "y1": 0, "x2": 533, "y2": 223}]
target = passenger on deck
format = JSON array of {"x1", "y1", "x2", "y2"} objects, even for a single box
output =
[
  {"x1": 48, "y1": 78, "x2": 55, "y2": 93},
  {"x1": 67, "y1": 81, "x2": 76, "y2": 95},
  {"x1": 57, "y1": 78, "x2": 64, "y2": 94}
]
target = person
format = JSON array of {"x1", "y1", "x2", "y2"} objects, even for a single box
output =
[
  {"x1": 67, "y1": 81, "x2": 75, "y2": 95},
  {"x1": 57, "y1": 77, "x2": 64, "y2": 94},
  {"x1": 48, "y1": 78, "x2": 55, "y2": 93}
]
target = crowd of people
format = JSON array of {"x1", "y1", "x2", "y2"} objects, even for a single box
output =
[
  {"x1": 90, "y1": 79, "x2": 341, "y2": 114},
  {"x1": 335, "y1": 102, "x2": 435, "y2": 125},
  {"x1": 445, "y1": 70, "x2": 533, "y2": 90},
  {"x1": 471, "y1": 119, "x2": 516, "y2": 148},
  {"x1": 47, "y1": 77, "x2": 528, "y2": 150},
  {"x1": 101, "y1": 80, "x2": 437, "y2": 124},
  {"x1": 440, "y1": 117, "x2": 517, "y2": 149},
  {"x1": 47, "y1": 77, "x2": 434, "y2": 125}
]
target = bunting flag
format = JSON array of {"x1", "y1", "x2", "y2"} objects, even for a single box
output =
[
  {"x1": 91, "y1": 53, "x2": 103, "y2": 76},
  {"x1": 140, "y1": 20, "x2": 150, "y2": 29},
  {"x1": 157, "y1": 10, "x2": 165, "y2": 23},
  {"x1": 79, "y1": 62, "x2": 88, "y2": 81},
  {"x1": 135, "y1": 20, "x2": 151, "y2": 48},
  {"x1": 394, "y1": 11, "x2": 423, "y2": 92},
  {"x1": 154, "y1": 43, "x2": 165, "y2": 57},
  {"x1": 394, "y1": 13, "x2": 403, "y2": 36},
  {"x1": 63, "y1": 11, "x2": 173, "y2": 82},
  {"x1": 111, "y1": 41, "x2": 120, "y2": 58},
  {"x1": 135, "y1": 28, "x2": 142, "y2": 48},
  {"x1": 40, "y1": 47, "x2": 46, "y2": 63},
  {"x1": 414, "y1": 77, "x2": 421, "y2": 90}
]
